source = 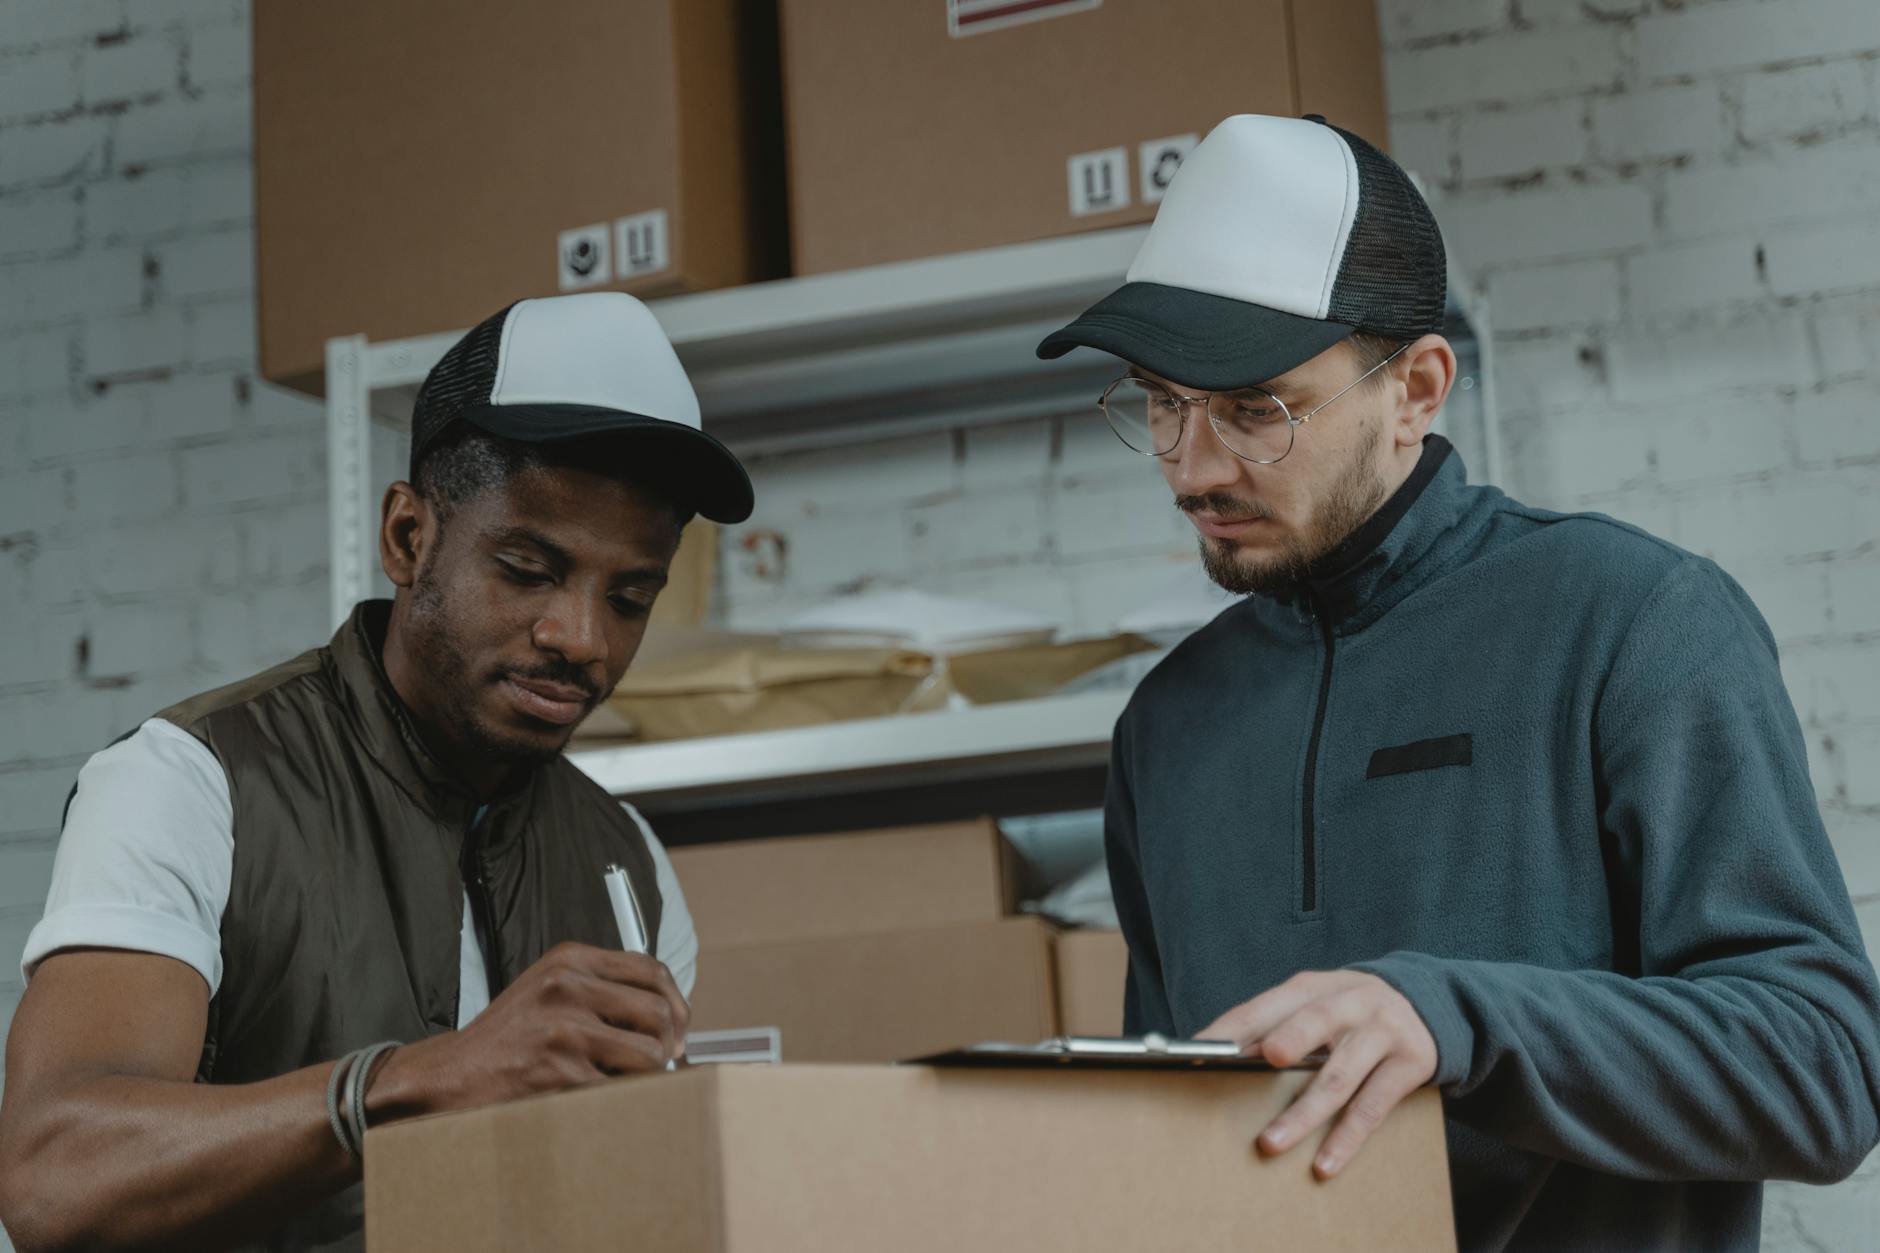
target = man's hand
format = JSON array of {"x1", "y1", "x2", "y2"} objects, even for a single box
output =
[
  {"x1": 374, "y1": 941, "x2": 689, "y2": 1118},
  {"x1": 1199, "y1": 970, "x2": 1437, "y2": 1180},
  {"x1": 0, "y1": 942, "x2": 690, "y2": 1253}
]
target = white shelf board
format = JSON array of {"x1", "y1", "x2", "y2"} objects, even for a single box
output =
[
  {"x1": 362, "y1": 225, "x2": 1149, "y2": 389},
  {"x1": 567, "y1": 689, "x2": 1130, "y2": 808},
  {"x1": 354, "y1": 226, "x2": 1152, "y2": 453}
]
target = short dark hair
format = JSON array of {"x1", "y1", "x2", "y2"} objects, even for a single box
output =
[
  {"x1": 1348, "y1": 331, "x2": 1408, "y2": 376},
  {"x1": 413, "y1": 426, "x2": 694, "y2": 537}
]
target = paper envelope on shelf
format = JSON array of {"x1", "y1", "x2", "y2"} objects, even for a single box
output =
[{"x1": 604, "y1": 645, "x2": 951, "y2": 741}]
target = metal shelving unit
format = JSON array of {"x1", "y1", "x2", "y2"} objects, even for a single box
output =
[{"x1": 323, "y1": 223, "x2": 1495, "y2": 809}]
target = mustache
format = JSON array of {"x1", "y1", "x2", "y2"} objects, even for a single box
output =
[
  {"x1": 502, "y1": 661, "x2": 603, "y2": 703},
  {"x1": 1174, "y1": 493, "x2": 1273, "y2": 519}
]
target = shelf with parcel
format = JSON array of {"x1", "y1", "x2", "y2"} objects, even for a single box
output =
[{"x1": 565, "y1": 688, "x2": 1130, "y2": 809}]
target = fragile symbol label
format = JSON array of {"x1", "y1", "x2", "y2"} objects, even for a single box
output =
[
  {"x1": 1139, "y1": 133, "x2": 1198, "y2": 204},
  {"x1": 1067, "y1": 147, "x2": 1129, "y2": 217},
  {"x1": 615, "y1": 209, "x2": 670, "y2": 279},
  {"x1": 557, "y1": 223, "x2": 611, "y2": 290},
  {"x1": 948, "y1": 0, "x2": 1100, "y2": 38}
]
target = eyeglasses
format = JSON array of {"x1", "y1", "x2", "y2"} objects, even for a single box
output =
[{"x1": 1098, "y1": 341, "x2": 1410, "y2": 465}]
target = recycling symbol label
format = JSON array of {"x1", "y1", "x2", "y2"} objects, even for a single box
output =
[{"x1": 1139, "y1": 133, "x2": 1199, "y2": 204}]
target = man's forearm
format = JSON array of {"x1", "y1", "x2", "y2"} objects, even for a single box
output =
[
  {"x1": 1351, "y1": 951, "x2": 1880, "y2": 1184},
  {"x1": 0, "y1": 1063, "x2": 357, "y2": 1253}
]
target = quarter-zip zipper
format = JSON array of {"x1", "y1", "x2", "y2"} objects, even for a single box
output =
[{"x1": 1300, "y1": 589, "x2": 1336, "y2": 914}]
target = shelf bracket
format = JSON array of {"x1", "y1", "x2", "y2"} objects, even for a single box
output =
[{"x1": 325, "y1": 334, "x2": 371, "y2": 630}]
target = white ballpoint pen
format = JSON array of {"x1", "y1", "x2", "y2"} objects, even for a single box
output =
[
  {"x1": 602, "y1": 863, "x2": 676, "y2": 1070},
  {"x1": 602, "y1": 863, "x2": 649, "y2": 955}
]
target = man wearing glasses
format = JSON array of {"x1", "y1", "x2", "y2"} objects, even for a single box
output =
[{"x1": 1039, "y1": 113, "x2": 1880, "y2": 1252}]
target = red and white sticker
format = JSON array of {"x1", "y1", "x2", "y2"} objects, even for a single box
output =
[{"x1": 948, "y1": 0, "x2": 1101, "y2": 38}]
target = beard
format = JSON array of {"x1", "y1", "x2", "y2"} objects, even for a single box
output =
[
  {"x1": 405, "y1": 565, "x2": 590, "y2": 767},
  {"x1": 1184, "y1": 429, "x2": 1391, "y2": 598}
]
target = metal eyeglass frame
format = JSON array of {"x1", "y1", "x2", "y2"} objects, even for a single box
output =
[{"x1": 1099, "y1": 339, "x2": 1411, "y2": 465}]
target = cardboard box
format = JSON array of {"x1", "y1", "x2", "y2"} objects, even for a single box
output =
[
  {"x1": 667, "y1": 818, "x2": 1020, "y2": 948},
  {"x1": 778, "y1": 0, "x2": 1388, "y2": 274},
  {"x1": 687, "y1": 917, "x2": 1057, "y2": 1063},
  {"x1": 253, "y1": 0, "x2": 784, "y2": 390},
  {"x1": 1056, "y1": 928, "x2": 1129, "y2": 1036},
  {"x1": 366, "y1": 1063, "x2": 1456, "y2": 1251}
]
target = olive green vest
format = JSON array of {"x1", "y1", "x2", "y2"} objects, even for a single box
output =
[{"x1": 156, "y1": 600, "x2": 663, "y2": 1251}]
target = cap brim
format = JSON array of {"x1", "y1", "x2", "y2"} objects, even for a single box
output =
[
  {"x1": 460, "y1": 403, "x2": 754, "y2": 525},
  {"x1": 1037, "y1": 282, "x2": 1357, "y2": 391}
]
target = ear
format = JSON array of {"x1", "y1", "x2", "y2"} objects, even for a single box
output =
[
  {"x1": 1392, "y1": 334, "x2": 1458, "y2": 450},
  {"x1": 379, "y1": 481, "x2": 435, "y2": 590}
]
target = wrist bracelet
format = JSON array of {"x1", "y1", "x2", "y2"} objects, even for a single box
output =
[
  {"x1": 326, "y1": 1041, "x2": 401, "y2": 1162},
  {"x1": 344, "y1": 1041, "x2": 403, "y2": 1161},
  {"x1": 326, "y1": 1049, "x2": 362, "y2": 1160}
]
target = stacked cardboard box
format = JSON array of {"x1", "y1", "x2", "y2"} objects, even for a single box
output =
[
  {"x1": 778, "y1": 0, "x2": 1389, "y2": 274},
  {"x1": 252, "y1": 0, "x2": 786, "y2": 391},
  {"x1": 670, "y1": 820, "x2": 1060, "y2": 1062},
  {"x1": 1055, "y1": 927, "x2": 1129, "y2": 1036}
]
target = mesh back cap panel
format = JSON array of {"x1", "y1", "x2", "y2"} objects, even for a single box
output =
[
  {"x1": 409, "y1": 304, "x2": 513, "y2": 476},
  {"x1": 1324, "y1": 124, "x2": 1447, "y2": 338}
]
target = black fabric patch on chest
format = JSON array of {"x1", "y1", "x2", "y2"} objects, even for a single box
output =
[{"x1": 1366, "y1": 733, "x2": 1473, "y2": 779}]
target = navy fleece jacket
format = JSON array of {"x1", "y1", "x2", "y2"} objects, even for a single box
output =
[{"x1": 1107, "y1": 436, "x2": 1880, "y2": 1252}]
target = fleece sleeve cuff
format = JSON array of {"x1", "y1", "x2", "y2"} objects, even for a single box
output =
[{"x1": 1348, "y1": 951, "x2": 1475, "y2": 1089}]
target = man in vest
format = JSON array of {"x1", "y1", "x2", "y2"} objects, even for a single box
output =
[
  {"x1": 0, "y1": 292, "x2": 752, "y2": 1252},
  {"x1": 1038, "y1": 114, "x2": 1880, "y2": 1250}
]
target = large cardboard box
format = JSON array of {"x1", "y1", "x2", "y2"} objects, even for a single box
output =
[
  {"x1": 779, "y1": 0, "x2": 1388, "y2": 274},
  {"x1": 254, "y1": 0, "x2": 784, "y2": 391},
  {"x1": 366, "y1": 1063, "x2": 1457, "y2": 1251},
  {"x1": 1056, "y1": 927, "x2": 1129, "y2": 1036},
  {"x1": 667, "y1": 818, "x2": 1020, "y2": 948},
  {"x1": 687, "y1": 917, "x2": 1057, "y2": 1062}
]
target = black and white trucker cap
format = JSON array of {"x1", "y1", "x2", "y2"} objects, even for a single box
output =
[
  {"x1": 1038, "y1": 114, "x2": 1447, "y2": 390},
  {"x1": 409, "y1": 291, "x2": 754, "y2": 525}
]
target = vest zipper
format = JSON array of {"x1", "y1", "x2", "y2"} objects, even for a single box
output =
[
  {"x1": 1300, "y1": 590, "x2": 1336, "y2": 914},
  {"x1": 462, "y1": 819, "x2": 504, "y2": 994}
]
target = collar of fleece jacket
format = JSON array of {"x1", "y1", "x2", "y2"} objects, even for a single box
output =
[{"x1": 1271, "y1": 434, "x2": 1467, "y2": 631}]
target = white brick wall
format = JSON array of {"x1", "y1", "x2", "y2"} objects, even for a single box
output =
[
  {"x1": 0, "y1": 4, "x2": 326, "y2": 1203},
  {"x1": 0, "y1": 1, "x2": 1876, "y2": 1248},
  {"x1": 717, "y1": 420, "x2": 1197, "y2": 636}
]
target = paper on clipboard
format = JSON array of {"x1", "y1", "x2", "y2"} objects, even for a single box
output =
[{"x1": 909, "y1": 1035, "x2": 1324, "y2": 1072}]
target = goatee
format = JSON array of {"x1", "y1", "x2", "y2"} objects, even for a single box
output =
[{"x1": 1185, "y1": 437, "x2": 1391, "y2": 597}]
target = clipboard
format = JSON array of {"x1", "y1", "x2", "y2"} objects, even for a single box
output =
[{"x1": 910, "y1": 1034, "x2": 1325, "y2": 1072}]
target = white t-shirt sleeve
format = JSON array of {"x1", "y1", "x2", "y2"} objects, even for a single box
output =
[
  {"x1": 21, "y1": 718, "x2": 234, "y2": 993},
  {"x1": 623, "y1": 803, "x2": 698, "y2": 1001}
]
